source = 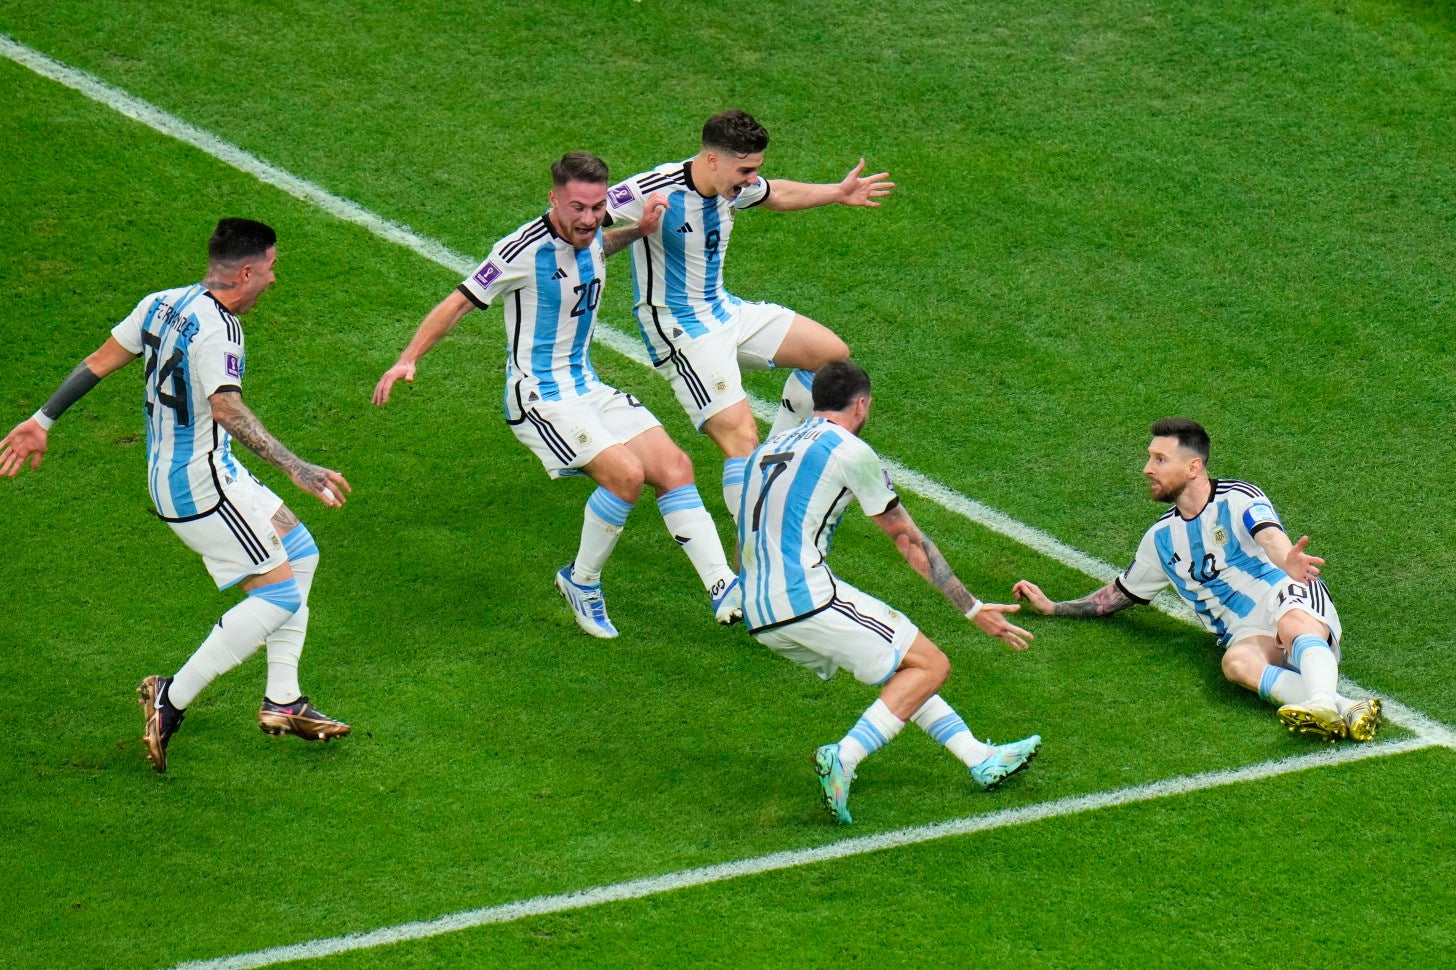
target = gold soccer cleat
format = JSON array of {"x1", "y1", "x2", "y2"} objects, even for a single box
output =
[
  {"x1": 258, "y1": 696, "x2": 351, "y2": 741},
  {"x1": 1343, "y1": 698, "x2": 1382, "y2": 743},
  {"x1": 1278, "y1": 698, "x2": 1347, "y2": 742}
]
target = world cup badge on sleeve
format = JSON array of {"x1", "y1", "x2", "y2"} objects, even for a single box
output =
[
  {"x1": 607, "y1": 184, "x2": 635, "y2": 209},
  {"x1": 472, "y1": 261, "x2": 502, "y2": 288}
]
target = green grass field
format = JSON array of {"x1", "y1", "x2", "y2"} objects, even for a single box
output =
[{"x1": 3, "y1": 1, "x2": 1454, "y2": 966}]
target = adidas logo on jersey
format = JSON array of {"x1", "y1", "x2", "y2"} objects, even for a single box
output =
[
  {"x1": 551, "y1": 268, "x2": 567, "y2": 280},
  {"x1": 675, "y1": 223, "x2": 694, "y2": 234}
]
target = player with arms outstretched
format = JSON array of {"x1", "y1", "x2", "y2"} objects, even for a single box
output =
[
  {"x1": 0, "y1": 218, "x2": 353, "y2": 773},
  {"x1": 373, "y1": 152, "x2": 741, "y2": 638},
  {"x1": 738, "y1": 361, "x2": 1041, "y2": 825},
  {"x1": 1012, "y1": 417, "x2": 1379, "y2": 742},
  {"x1": 606, "y1": 109, "x2": 893, "y2": 521}
]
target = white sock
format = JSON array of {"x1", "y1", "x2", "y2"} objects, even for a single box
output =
[
  {"x1": 169, "y1": 578, "x2": 301, "y2": 709},
  {"x1": 265, "y1": 526, "x2": 319, "y2": 705},
  {"x1": 837, "y1": 699, "x2": 905, "y2": 775},
  {"x1": 1289, "y1": 634, "x2": 1339, "y2": 702},
  {"x1": 769, "y1": 369, "x2": 815, "y2": 438},
  {"x1": 656, "y1": 485, "x2": 736, "y2": 594},
  {"x1": 722, "y1": 457, "x2": 747, "y2": 524},
  {"x1": 1257, "y1": 665, "x2": 1306, "y2": 707},
  {"x1": 911, "y1": 694, "x2": 994, "y2": 768},
  {"x1": 573, "y1": 487, "x2": 633, "y2": 584}
]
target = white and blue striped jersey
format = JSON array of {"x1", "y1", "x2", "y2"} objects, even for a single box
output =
[
  {"x1": 1117, "y1": 479, "x2": 1293, "y2": 643},
  {"x1": 606, "y1": 160, "x2": 771, "y2": 364},
  {"x1": 738, "y1": 417, "x2": 900, "y2": 632},
  {"x1": 110, "y1": 284, "x2": 248, "y2": 520},
  {"x1": 457, "y1": 214, "x2": 608, "y2": 421}
]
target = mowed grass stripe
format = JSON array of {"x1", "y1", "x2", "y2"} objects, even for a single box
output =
[{"x1": 174, "y1": 735, "x2": 1438, "y2": 969}]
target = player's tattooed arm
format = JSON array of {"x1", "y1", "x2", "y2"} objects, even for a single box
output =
[
  {"x1": 876, "y1": 503, "x2": 977, "y2": 612},
  {"x1": 1013, "y1": 579, "x2": 1136, "y2": 618},
  {"x1": 210, "y1": 390, "x2": 348, "y2": 505},
  {"x1": 602, "y1": 192, "x2": 669, "y2": 257},
  {"x1": 877, "y1": 501, "x2": 1035, "y2": 650}
]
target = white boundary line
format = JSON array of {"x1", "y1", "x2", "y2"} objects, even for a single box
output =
[
  {"x1": 174, "y1": 736, "x2": 1440, "y2": 969},
  {"x1": 5, "y1": 34, "x2": 1453, "y2": 969}
]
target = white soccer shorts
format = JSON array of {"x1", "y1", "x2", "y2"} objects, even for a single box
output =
[
  {"x1": 1222, "y1": 577, "x2": 1343, "y2": 656},
  {"x1": 753, "y1": 579, "x2": 920, "y2": 687},
  {"x1": 655, "y1": 300, "x2": 797, "y2": 429},
  {"x1": 167, "y1": 471, "x2": 287, "y2": 590},
  {"x1": 508, "y1": 384, "x2": 662, "y2": 479}
]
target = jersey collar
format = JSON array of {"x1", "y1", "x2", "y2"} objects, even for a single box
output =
[
  {"x1": 1175, "y1": 478, "x2": 1217, "y2": 521},
  {"x1": 682, "y1": 158, "x2": 714, "y2": 200}
]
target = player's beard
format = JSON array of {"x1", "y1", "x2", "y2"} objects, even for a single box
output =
[{"x1": 1148, "y1": 477, "x2": 1185, "y2": 503}]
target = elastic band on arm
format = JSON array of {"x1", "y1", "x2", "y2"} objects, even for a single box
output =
[{"x1": 40, "y1": 362, "x2": 102, "y2": 423}]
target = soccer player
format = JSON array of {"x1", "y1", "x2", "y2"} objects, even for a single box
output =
[
  {"x1": 371, "y1": 151, "x2": 742, "y2": 638},
  {"x1": 605, "y1": 109, "x2": 893, "y2": 522},
  {"x1": 0, "y1": 218, "x2": 353, "y2": 774},
  {"x1": 738, "y1": 361, "x2": 1041, "y2": 825},
  {"x1": 1011, "y1": 417, "x2": 1380, "y2": 742}
]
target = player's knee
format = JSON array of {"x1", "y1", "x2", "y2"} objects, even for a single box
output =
[
  {"x1": 1221, "y1": 647, "x2": 1258, "y2": 685},
  {"x1": 917, "y1": 642, "x2": 951, "y2": 687},
  {"x1": 821, "y1": 332, "x2": 850, "y2": 366},
  {"x1": 651, "y1": 448, "x2": 695, "y2": 491}
]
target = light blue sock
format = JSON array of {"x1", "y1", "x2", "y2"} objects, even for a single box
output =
[{"x1": 837, "y1": 699, "x2": 905, "y2": 774}]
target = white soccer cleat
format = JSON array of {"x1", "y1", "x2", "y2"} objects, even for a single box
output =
[
  {"x1": 711, "y1": 577, "x2": 744, "y2": 626},
  {"x1": 555, "y1": 564, "x2": 619, "y2": 639}
]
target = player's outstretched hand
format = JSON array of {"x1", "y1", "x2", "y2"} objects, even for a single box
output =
[
  {"x1": 839, "y1": 158, "x2": 895, "y2": 208},
  {"x1": 637, "y1": 192, "x2": 670, "y2": 236},
  {"x1": 1285, "y1": 535, "x2": 1324, "y2": 583},
  {"x1": 971, "y1": 602, "x2": 1033, "y2": 651},
  {"x1": 1011, "y1": 580, "x2": 1056, "y2": 615},
  {"x1": 0, "y1": 418, "x2": 48, "y2": 477},
  {"x1": 292, "y1": 464, "x2": 352, "y2": 508},
  {"x1": 372, "y1": 362, "x2": 416, "y2": 406}
]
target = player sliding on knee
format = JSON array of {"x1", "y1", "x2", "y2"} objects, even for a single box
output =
[{"x1": 1012, "y1": 417, "x2": 1378, "y2": 743}]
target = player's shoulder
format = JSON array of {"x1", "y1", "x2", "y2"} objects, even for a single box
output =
[
  {"x1": 1213, "y1": 478, "x2": 1269, "y2": 502},
  {"x1": 491, "y1": 214, "x2": 555, "y2": 265},
  {"x1": 611, "y1": 160, "x2": 688, "y2": 200},
  {"x1": 1143, "y1": 505, "x2": 1180, "y2": 535}
]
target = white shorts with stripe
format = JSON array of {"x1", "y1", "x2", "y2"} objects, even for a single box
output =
[
  {"x1": 1222, "y1": 577, "x2": 1343, "y2": 656},
  {"x1": 752, "y1": 578, "x2": 919, "y2": 687},
  {"x1": 165, "y1": 471, "x2": 287, "y2": 590},
  {"x1": 508, "y1": 383, "x2": 661, "y2": 479},
  {"x1": 652, "y1": 300, "x2": 796, "y2": 430}
]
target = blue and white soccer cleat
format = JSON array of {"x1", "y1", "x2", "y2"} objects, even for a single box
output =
[
  {"x1": 711, "y1": 576, "x2": 744, "y2": 626},
  {"x1": 814, "y1": 743, "x2": 853, "y2": 825},
  {"x1": 970, "y1": 734, "x2": 1042, "y2": 790},
  {"x1": 555, "y1": 565, "x2": 619, "y2": 639}
]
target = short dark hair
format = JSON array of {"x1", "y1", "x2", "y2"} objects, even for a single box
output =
[
  {"x1": 1151, "y1": 417, "x2": 1211, "y2": 462},
  {"x1": 812, "y1": 360, "x2": 872, "y2": 412},
  {"x1": 551, "y1": 151, "x2": 609, "y2": 187},
  {"x1": 208, "y1": 218, "x2": 276, "y2": 264},
  {"x1": 702, "y1": 109, "x2": 769, "y2": 155}
]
